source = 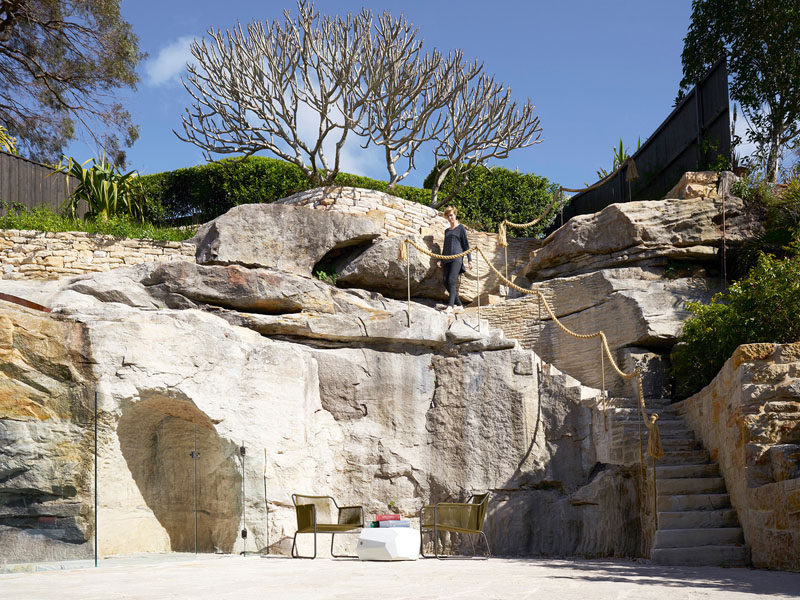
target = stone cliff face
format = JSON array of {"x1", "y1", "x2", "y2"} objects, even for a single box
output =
[
  {"x1": 0, "y1": 183, "x2": 789, "y2": 567},
  {"x1": 0, "y1": 308, "x2": 95, "y2": 562},
  {"x1": 0, "y1": 202, "x2": 650, "y2": 564}
]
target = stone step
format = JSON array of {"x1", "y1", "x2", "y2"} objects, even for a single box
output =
[
  {"x1": 650, "y1": 544, "x2": 750, "y2": 567},
  {"x1": 614, "y1": 420, "x2": 691, "y2": 431},
  {"x1": 652, "y1": 464, "x2": 719, "y2": 479},
  {"x1": 609, "y1": 404, "x2": 678, "y2": 415},
  {"x1": 657, "y1": 509, "x2": 739, "y2": 529},
  {"x1": 653, "y1": 527, "x2": 744, "y2": 549},
  {"x1": 657, "y1": 477, "x2": 727, "y2": 495},
  {"x1": 660, "y1": 439, "x2": 703, "y2": 451},
  {"x1": 657, "y1": 450, "x2": 710, "y2": 464},
  {"x1": 657, "y1": 493, "x2": 731, "y2": 512}
]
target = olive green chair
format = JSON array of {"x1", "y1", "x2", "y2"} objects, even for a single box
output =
[
  {"x1": 419, "y1": 492, "x2": 490, "y2": 559},
  {"x1": 291, "y1": 494, "x2": 364, "y2": 559}
]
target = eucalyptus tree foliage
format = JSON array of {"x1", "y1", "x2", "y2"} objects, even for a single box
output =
[
  {"x1": 680, "y1": 0, "x2": 800, "y2": 182},
  {"x1": 179, "y1": 0, "x2": 543, "y2": 198},
  {"x1": 178, "y1": 0, "x2": 373, "y2": 186},
  {"x1": 0, "y1": 0, "x2": 141, "y2": 165},
  {"x1": 426, "y1": 73, "x2": 542, "y2": 208}
]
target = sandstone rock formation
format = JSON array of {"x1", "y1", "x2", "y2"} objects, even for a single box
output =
[
  {"x1": 0, "y1": 180, "x2": 793, "y2": 571},
  {"x1": 192, "y1": 203, "x2": 381, "y2": 274},
  {"x1": 678, "y1": 343, "x2": 800, "y2": 571},
  {"x1": 522, "y1": 195, "x2": 761, "y2": 281},
  {"x1": 336, "y1": 232, "x2": 540, "y2": 305},
  {"x1": 0, "y1": 284, "x2": 647, "y2": 562},
  {"x1": 0, "y1": 226, "x2": 649, "y2": 565}
]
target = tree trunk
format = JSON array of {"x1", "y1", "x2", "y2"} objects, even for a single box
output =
[
  {"x1": 428, "y1": 165, "x2": 451, "y2": 209},
  {"x1": 765, "y1": 129, "x2": 780, "y2": 183}
]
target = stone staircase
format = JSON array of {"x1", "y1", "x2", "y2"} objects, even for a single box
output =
[
  {"x1": 536, "y1": 364, "x2": 750, "y2": 566},
  {"x1": 647, "y1": 403, "x2": 750, "y2": 566}
]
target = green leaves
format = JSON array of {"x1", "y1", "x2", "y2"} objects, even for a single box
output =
[
  {"x1": 680, "y1": 0, "x2": 800, "y2": 181},
  {"x1": 0, "y1": 124, "x2": 18, "y2": 155},
  {"x1": 595, "y1": 137, "x2": 640, "y2": 181},
  {"x1": 54, "y1": 154, "x2": 146, "y2": 221},
  {"x1": 0, "y1": 203, "x2": 195, "y2": 241},
  {"x1": 137, "y1": 156, "x2": 429, "y2": 224},
  {"x1": 671, "y1": 248, "x2": 800, "y2": 397},
  {"x1": 0, "y1": 0, "x2": 142, "y2": 164},
  {"x1": 423, "y1": 162, "x2": 558, "y2": 237}
]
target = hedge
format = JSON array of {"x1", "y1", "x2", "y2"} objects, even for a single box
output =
[
  {"x1": 138, "y1": 156, "x2": 429, "y2": 223},
  {"x1": 423, "y1": 163, "x2": 560, "y2": 237}
]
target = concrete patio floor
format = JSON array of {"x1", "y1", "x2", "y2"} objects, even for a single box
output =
[{"x1": 2, "y1": 554, "x2": 800, "y2": 600}]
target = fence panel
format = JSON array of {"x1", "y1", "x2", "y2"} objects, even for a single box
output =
[
  {"x1": 0, "y1": 151, "x2": 78, "y2": 216},
  {"x1": 554, "y1": 58, "x2": 730, "y2": 230}
]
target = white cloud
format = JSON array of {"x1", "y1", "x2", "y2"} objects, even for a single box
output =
[{"x1": 145, "y1": 36, "x2": 195, "y2": 87}]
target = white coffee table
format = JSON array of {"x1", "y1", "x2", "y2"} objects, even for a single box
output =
[{"x1": 357, "y1": 527, "x2": 421, "y2": 561}]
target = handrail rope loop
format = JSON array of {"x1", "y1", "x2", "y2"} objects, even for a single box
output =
[{"x1": 398, "y1": 237, "x2": 662, "y2": 456}]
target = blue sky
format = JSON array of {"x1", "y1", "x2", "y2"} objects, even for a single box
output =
[{"x1": 68, "y1": 0, "x2": 698, "y2": 189}]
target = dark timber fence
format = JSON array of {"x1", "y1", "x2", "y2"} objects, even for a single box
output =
[
  {"x1": 0, "y1": 150, "x2": 79, "y2": 216},
  {"x1": 553, "y1": 58, "x2": 731, "y2": 230}
]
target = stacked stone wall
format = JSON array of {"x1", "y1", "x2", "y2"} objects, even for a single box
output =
[
  {"x1": 0, "y1": 229, "x2": 196, "y2": 280},
  {"x1": 677, "y1": 343, "x2": 800, "y2": 571},
  {"x1": 275, "y1": 186, "x2": 449, "y2": 237}
]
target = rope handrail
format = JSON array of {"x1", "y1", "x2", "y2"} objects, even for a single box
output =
[
  {"x1": 398, "y1": 238, "x2": 663, "y2": 468},
  {"x1": 495, "y1": 157, "x2": 639, "y2": 290}
]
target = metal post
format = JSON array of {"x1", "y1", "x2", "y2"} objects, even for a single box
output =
[
  {"x1": 191, "y1": 425, "x2": 198, "y2": 554},
  {"x1": 240, "y1": 444, "x2": 247, "y2": 554},
  {"x1": 94, "y1": 391, "x2": 98, "y2": 568},
  {"x1": 503, "y1": 244, "x2": 509, "y2": 298},
  {"x1": 722, "y1": 193, "x2": 727, "y2": 286},
  {"x1": 652, "y1": 455, "x2": 659, "y2": 530},
  {"x1": 406, "y1": 255, "x2": 411, "y2": 328},
  {"x1": 264, "y1": 448, "x2": 269, "y2": 554}
]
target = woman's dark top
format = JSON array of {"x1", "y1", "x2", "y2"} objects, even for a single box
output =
[{"x1": 443, "y1": 224, "x2": 471, "y2": 273}]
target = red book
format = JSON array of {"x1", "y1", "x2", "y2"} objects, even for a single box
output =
[{"x1": 375, "y1": 514, "x2": 401, "y2": 521}]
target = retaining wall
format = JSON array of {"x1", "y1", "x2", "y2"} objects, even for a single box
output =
[
  {"x1": 0, "y1": 229, "x2": 196, "y2": 280},
  {"x1": 677, "y1": 343, "x2": 800, "y2": 571}
]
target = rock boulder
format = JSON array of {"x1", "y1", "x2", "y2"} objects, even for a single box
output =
[
  {"x1": 524, "y1": 196, "x2": 761, "y2": 281},
  {"x1": 192, "y1": 203, "x2": 381, "y2": 275}
]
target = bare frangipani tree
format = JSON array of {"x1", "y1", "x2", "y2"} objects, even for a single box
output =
[
  {"x1": 359, "y1": 12, "x2": 480, "y2": 189},
  {"x1": 427, "y1": 74, "x2": 543, "y2": 208},
  {"x1": 177, "y1": 1, "x2": 373, "y2": 186},
  {"x1": 178, "y1": 0, "x2": 542, "y2": 201}
]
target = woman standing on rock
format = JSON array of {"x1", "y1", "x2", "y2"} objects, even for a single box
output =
[{"x1": 437, "y1": 205, "x2": 473, "y2": 314}]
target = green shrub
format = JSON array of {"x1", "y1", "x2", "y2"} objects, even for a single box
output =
[
  {"x1": 0, "y1": 203, "x2": 195, "y2": 241},
  {"x1": 731, "y1": 168, "x2": 800, "y2": 277},
  {"x1": 671, "y1": 247, "x2": 800, "y2": 398},
  {"x1": 54, "y1": 155, "x2": 149, "y2": 221},
  {"x1": 138, "y1": 156, "x2": 429, "y2": 223},
  {"x1": 423, "y1": 163, "x2": 559, "y2": 237}
]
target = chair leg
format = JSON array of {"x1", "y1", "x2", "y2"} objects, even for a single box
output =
[
  {"x1": 291, "y1": 532, "x2": 318, "y2": 559},
  {"x1": 330, "y1": 532, "x2": 360, "y2": 559},
  {"x1": 419, "y1": 507, "x2": 432, "y2": 559},
  {"x1": 435, "y1": 532, "x2": 490, "y2": 560},
  {"x1": 480, "y1": 531, "x2": 491, "y2": 559}
]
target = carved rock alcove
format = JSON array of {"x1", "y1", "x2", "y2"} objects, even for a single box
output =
[{"x1": 117, "y1": 392, "x2": 241, "y2": 553}]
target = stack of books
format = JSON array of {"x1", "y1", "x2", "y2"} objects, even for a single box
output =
[{"x1": 370, "y1": 513, "x2": 410, "y2": 528}]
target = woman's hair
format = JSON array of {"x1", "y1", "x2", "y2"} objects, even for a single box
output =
[{"x1": 443, "y1": 205, "x2": 458, "y2": 217}]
